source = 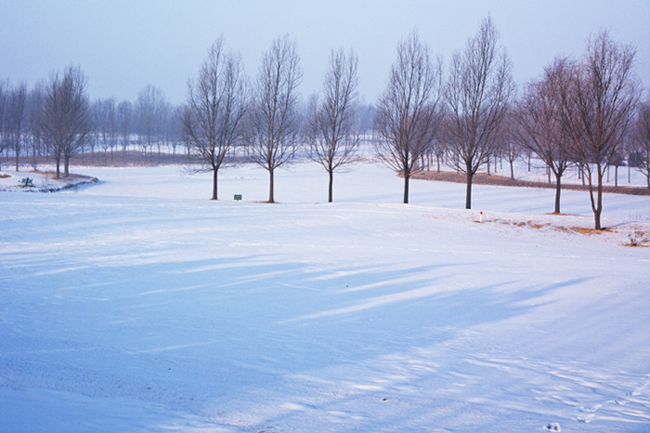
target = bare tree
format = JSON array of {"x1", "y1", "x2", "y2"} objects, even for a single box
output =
[
  {"x1": 93, "y1": 97, "x2": 117, "y2": 164},
  {"x1": 5, "y1": 83, "x2": 27, "y2": 171},
  {"x1": 38, "y1": 65, "x2": 91, "y2": 178},
  {"x1": 631, "y1": 98, "x2": 650, "y2": 188},
  {"x1": 117, "y1": 100, "x2": 132, "y2": 165},
  {"x1": 183, "y1": 37, "x2": 249, "y2": 200},
  {"x1": 246, "y1": 35, "x2": 302, "y2": 203},
  {"x1": 154, "y1": 100, "x2": 171, "y2": 164},
  {"x1": 445, "y1": 16, "x2": 515, "y2": 209},
  {"x1": 306, "y1": 48, "x2": 360, "y2": 202},
  {"x1": 561, "y1": 30, "x2": 640, "y2": 230},
  {"x1": 514, "y1": 57, "x2": 573, "y2": 213},
  {"x1": 26, "y1": 82, "x2": 45, "y2": 169},
  {"x1": 0, "y1": 81, "x2": 6, "y2": 169},
  {"x1": 499, "y1": 112, "x2": 523, "y2": 181},
  {"x1": 374, "y1": 31, "x2": 444, "y2": 204},
  {"x1": 136, "y1": 84, "x2": 166, "y2": 164}
]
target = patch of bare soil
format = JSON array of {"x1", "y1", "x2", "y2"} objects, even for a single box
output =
[
  {"x1": 0, "y1": 173, "x2": 10, "y2": 179},
  {"x1": 414, "y1": 171, "x2": 650, "y2": 196}
]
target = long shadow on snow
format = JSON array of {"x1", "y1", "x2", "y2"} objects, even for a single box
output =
[{"x1": 1, "y1": 252, "x2": 580, "y2": 422}]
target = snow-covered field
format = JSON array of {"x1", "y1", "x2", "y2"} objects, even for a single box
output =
[{"x1": 1, "y1": 161, "x2": 649, "y2": 432}]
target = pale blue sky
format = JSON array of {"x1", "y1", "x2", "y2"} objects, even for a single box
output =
[{"x1": 1, "y1": 0, "x2": 648, "y2": 104}]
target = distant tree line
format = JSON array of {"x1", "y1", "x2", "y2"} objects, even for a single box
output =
[
  {"x1": 0, "y1": 71, "x2": 190, "y2": 176},
  {"x1": 1, "y1": 17, "x2": 648, "y2": 229}
]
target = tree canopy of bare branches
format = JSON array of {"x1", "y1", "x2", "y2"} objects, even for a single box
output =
[
  {"x1": 38, "y1": 65, "x2": 91, "y2": 178},
  {"x1": 183, "y1": 37, "x2": 249, "y2": 200},
  {"x1": 374, "y1": 31, "x2": 444, "y2": 204},
  {"x1": 514, "y1": 57, "x2": 574, "y2": 213},
  {"x1": 445, "y1": 16, "x2": 515, "y2": 209},
  {"x1": 561, "y1": 30, "x2": 640, "y2": 230},
  {"x1": 306, "y1": 48, "x2": 360, "y2": 203},
  {"x1": 246, "y1": 35, "x2": 302, "y2": 203}
]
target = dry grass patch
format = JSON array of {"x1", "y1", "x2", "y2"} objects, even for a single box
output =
[
  {"x1": 488, "y1": 216, "x2": 649, "y2": 246},
  {"x1": 492, "y1": 218, "x2": 614, "y2": 236}
]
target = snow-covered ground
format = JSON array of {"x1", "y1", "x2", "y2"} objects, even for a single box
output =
[{"x1": 1, "y1": 161, "x2": 649, "y2": 432}]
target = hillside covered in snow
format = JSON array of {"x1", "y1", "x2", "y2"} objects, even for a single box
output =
[{"x1": 1, "y1": 161, "x2": 649, "y2": 432}]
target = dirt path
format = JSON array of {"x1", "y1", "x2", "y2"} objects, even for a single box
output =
[{"x1": 413, "y1": 170, "x2": 650, "y2": 196}]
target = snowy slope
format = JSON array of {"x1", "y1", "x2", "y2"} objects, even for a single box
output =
[{"x1": 0, "y1": 162, "x2": 649, "y2": 433}]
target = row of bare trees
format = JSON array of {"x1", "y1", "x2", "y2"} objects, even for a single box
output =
[
  {"x1": 374, "y1": 17, "x2": 647, "y2": 230},
  {"x1": 513, "y1": 30, "x2": 642, "y2": 230},
  {"x1": 183, "y1": 35, "x2": 362, "y2": 203},
  {"x1": 375, "y1": 18, "x2": 515, "y2": 208},
  {"x1": 80, "y1": 85, "x2": 184, "y2": 167},
  {"x1": 2, "y1": 23, "x2": 648, "y2": 229},
  {"x1": 0, "y1": 66, "x2": 92, "y2": 178}
]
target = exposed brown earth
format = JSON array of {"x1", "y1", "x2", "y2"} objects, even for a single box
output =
[{"x1": 413, "y1": 170, "x2": 650, "y2": 196}]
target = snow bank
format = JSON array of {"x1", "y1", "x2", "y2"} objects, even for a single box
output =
[{"x1": 0, "y1": 169, "x2": 98, "y2": 193}]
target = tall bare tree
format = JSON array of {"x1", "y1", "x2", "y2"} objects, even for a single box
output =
[
  {"x1": 93, "y1": 97, "x2": 117, "y2": 164},
  {"x1": 183, "y1": 36, "x2": 249, "y2": 200},
  {"x1": 561, "y1": 30, "x2": 640, "y2": 230},
  {"x1": 445, "y1": 16, "x2": 515, "y2": 209},
  {"x1": 39, "y1": 65, "x2": 91, "y2": 178},
  {"x1": 499, "y1": 111, "x2": 523, "y2": 181},
  {"x1": 117, "y1": 100, "x2": 132, "y2": 165},
  {"x1": 246, "y1": 35, "x2": 302, "y2": 203},
  {"x1": 374, "y1": 31, "x2": 444, "y2": 204},
  {"x1": 0, "y1": 82, "x2": 6, "y2": 169},
  {"x1": 632, "y1": 98, "x2": 650, "y2": 189},
  {"x1": 5, "y1": 83, "x2": 27, "y2": 171},
  {"x1": 136, "y1": 84, "x2": 166, "y2": 164},
  {"x1": 514, "y1": 57, "x2": 573, "y2": 213},
  {"x1": 306, "y1": 48, "x2": 360, "y2": 203},
  {"x1": 26, "y1": 82, "x2": 45, "y2": 169}
]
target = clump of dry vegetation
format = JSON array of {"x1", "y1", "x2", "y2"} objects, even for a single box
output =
[{"x1": 625, "y1": 223, "x2": 649, "y2": 247}]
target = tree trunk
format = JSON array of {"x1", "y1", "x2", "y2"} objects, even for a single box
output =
[
  {"x1": 403, "y1": 169, "x2": 410, "y2": 204},
  {"x1": 509, "y1": 160, "x2": 514, "y2": 180},
  {"x1": 465, "y1": 171, "x2": 473, "y2": 209},
  {"x1": 268, "y1": 168, "x2": 275, "y2": 203},
  {"x1": 587, "y1": 167, "x2": 604, "y2": 231},
  {"x1": 328, "y1": 169, "x2": 334, "y2": 203},
  {"x1": 211, "y1": 168, "x2": 218, "y2": 200},
  {"x1": 553, "y1": 171, "x2": 562, "y2": 214},
  {"x1": 595, "y1": 185, "x2": 603, "y2": 230},
  {"x1": 614, "y1": 165, "x2": 618, "y2": 187}
]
